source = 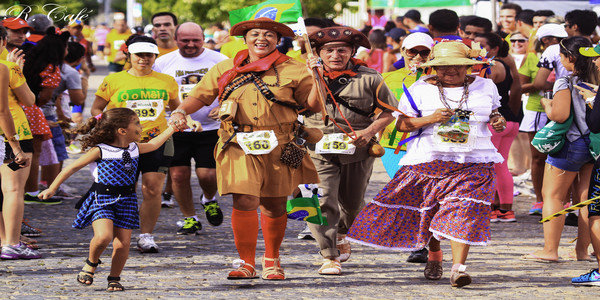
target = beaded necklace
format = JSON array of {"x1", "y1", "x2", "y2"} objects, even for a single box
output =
[{"x1": 436, "y1": 76, "x2": 470, "y2": 110}]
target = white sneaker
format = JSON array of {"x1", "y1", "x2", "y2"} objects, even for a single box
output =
[
  {"x1": 137, "y1": 234, "x2": 159, "y2": 253},
  {"x1": 297, "y1": 223, "x2": 314, "y2": 240},
  {"x1": 161, "y1": 192, "x2": 175, "y2": 208}
]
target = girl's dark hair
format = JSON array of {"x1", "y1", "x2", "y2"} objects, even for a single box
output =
[
  {"x1": 559, "y1": 36, "x2": 600, "y2": 85},
  {"x1": 77, "y1": 108, "x2": 137, "y2": 150},
  {"x1": 65, "y1": 42, "x2": 85, "y2": 63},
  {"x1": 125, "y1": 34, "x2": 157, "y2": 47},
  {"x1": 368, "y1": 29, "x2": 387, "y2": 50},
  {"x1": 23, "y1": 27, "x2": 69, "y2": 95},
  {"x1": 0, "y1": 25, "x2": 7, "y2": 39},
  {"x1": 476, "y1": 32, "x2": 509, "y2": 58}
]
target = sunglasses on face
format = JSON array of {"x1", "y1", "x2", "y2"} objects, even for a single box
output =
[
  {"x1": 564, "y1": 23, "x2": 574, "y2": 28},
  {"x1": 405, "y1": 48, "x2": 431, "y2": 58},
  {"x1": 510, "y1": 39, "x2": 527, "y2": 43}
]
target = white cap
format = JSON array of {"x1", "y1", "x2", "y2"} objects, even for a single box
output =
[
  {"x1": 536, "y1": 24, "x2": 568, "y2": 39},
  {"x1": 402, "y1": 32, "x2": 434, "y2": 50},
  {"x1": 128, "y1": 42, "x2": 159, "y2": 55}
]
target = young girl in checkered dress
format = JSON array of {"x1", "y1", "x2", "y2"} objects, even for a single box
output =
[{"x1": 38, "y1": 108, "x2": 174, "y2": 291}]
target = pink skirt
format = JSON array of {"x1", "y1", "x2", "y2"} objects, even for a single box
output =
[{"x1": 347, "y1": 160, "x2": 494, "y2": 250}]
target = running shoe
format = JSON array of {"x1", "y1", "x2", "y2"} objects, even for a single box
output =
[
  {"x1": 571, "y1": 269, "x2": 600, "y2": 286},
  {"x1": 24, "y1": 193, "x2": 62, "y2": 205},
  {"x1": 176, "y1": 217, "x2": 202, "y2": 235},
  {"x1": 406, "y1": 248, "x2": 429, "y2": 263},
  {"x1": 497, "y1": 210, "x2": 516, "y2": 223},
  {"x1": 137, "y1": 234, "x2": 159, "y2": 253},
  {"x1": 202, "y1": 201, "x2": 223, "y2": 226},
  {"x1": 161, "y1": 192, "x2": 175, "y2": 208},
  {"x1": 21, "y1": 220, "x2": 42, "y2": 237},
  {"x1": 66, "y1": 143, "x2": 82, "y2": 154},
  {"x1": 490, "y1": 210, "x2": 499, "y2": 223},
  {"x1": 528, "y1": 202, "x2": 543, "y2": 215},
  {"x1": 297, "y1": 223, "x2": 315, "y2": 240},
  {"x1": 0, "y1": 242, "x2": 41, "y2": 259}
]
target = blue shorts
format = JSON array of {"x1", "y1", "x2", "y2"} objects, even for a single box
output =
[
  {"x1": 46, "y1": 115, "x2": 69, "y2": 162},
  {"x1": 72, "y1": 105, "x2": 83, "y2": 113},
  {"x1": 546, "y1": 136, "x2": 594, "y2": 172}
]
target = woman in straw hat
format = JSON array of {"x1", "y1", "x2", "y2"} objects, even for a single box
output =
[
  {"x1": 169, "y1": 17, "x2": 321, "y2": 280},
  {"x1": 347, "y1": 41, "x2": 506, "y2": 288},
  {"x1": 303, "y1": 26, "x2": 397, "y2": 276}
]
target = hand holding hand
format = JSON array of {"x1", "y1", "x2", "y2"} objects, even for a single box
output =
[
  {"x1": 168, "y1": 112, "x2": 189, "y2": 132},
  {"x1": 490, "y1": 116, "x2": 506, "y2": 132}
]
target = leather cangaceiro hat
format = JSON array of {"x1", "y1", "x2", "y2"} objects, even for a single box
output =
[
  {"x1": 309, "y1": 26, "x2": 371, "y2": 50},
  {"x1": 230, "y1": 17, "x2": 294, "y2": 37}
]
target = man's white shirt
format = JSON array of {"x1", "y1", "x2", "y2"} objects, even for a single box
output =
[{"x1": 154, "y1": 48, "x2": 228, "y2": 131}]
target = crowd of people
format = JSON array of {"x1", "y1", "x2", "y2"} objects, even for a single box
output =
[{"x1": 1, "y1": 3, "x2": 600, "y2": 292}]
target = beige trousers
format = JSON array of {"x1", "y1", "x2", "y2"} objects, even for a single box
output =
[{"x1": 308, "y1": 155, "x2": 375, "y2": 258}]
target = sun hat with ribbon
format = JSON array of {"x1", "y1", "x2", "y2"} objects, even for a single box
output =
[{"x1": 420, "y1": 41, "x2": 487, "y2": 68}]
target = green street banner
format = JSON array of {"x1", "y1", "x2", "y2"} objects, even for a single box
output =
[
  {"x1": 229, "y1": 0, "x2": 303, "y2": 26},
  {"x1": 370, "y1": 0, "x2": 470, "y2": 7},
  {"x1": 287, "y1": 194, "x2": 328, "y2": 226}
]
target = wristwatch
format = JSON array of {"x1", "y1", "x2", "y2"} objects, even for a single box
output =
[{"x1": 6, "y1": 133, "x2": 19, "y2": 142}]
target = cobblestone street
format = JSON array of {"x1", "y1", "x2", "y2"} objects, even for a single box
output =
[{"x1": 1, "y1": 62, "x2": 598, "y2": 299}]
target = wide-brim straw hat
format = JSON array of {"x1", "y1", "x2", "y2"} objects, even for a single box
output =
[
  {"x1": 421, "y1": 41, "x2": 486, "y2": 68},
  {"x1": 230, "y1": 17, "x2": 294, "y2": 37}
]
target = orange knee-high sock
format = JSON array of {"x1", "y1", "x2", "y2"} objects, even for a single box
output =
[
  {"x1": 261, "y1": 213, "x2": 287, "y2": 259},
  {"x1": 232, "y1": 208, "x2": 259, "y2": 266}
]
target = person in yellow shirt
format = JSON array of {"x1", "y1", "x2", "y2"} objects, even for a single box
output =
[
  {"x1": 0, "y1": 25, "x2": 37, "y2": 259},
  {"x1": 105, "y1": 19, "x2": 130, "y2": 73},
  {"x1": 91, "y1": 36, "x2": 181, "y2": 253}
]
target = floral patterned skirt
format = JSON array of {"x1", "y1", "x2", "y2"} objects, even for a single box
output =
[{"x1": 346, "y1": 160, "x2": 495, "y2": 250}]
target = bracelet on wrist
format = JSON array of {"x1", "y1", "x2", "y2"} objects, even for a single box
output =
[
  {"x1": 171, "y1": 108, "x2": 187, "y2": 117},
  {"x1": 13, "y1": 150, "x2": 23, "y2": 158},
  {"x1": 489, "y1": 111, "x2": 503, "y2": 119}
]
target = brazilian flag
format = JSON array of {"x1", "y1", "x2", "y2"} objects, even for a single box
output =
[
  {"x1": 229, "y1": 0, "x2": 303, "y2": 26},
  {"x1": 287, "y1": 194, "x2": 328, "y2": 226}
]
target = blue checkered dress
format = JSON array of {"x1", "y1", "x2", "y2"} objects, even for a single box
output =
[{"x1": 73, "y1": 143, "x2": 140, "y2": 229}]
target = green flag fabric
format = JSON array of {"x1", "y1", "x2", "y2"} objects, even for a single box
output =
[
  {"x1": 370, "y1": 0, "x2": 470, "y2": 7},
  {"x1": 229, "y1": 0, "x2": 303, "y2": 26},
  {"x1": 287, "y1": 194, "x2": 328, "y2": 226}
]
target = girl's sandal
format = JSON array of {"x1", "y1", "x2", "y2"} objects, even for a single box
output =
[
  {"x1": 227, "y1": 261, "x2": 258, "y2": 279},
  {"x1": 77, "y1": 259, "x2": 101, "y2": 285},
  {"x1": 107, "y1": 276, "x2": 124, "y2": 292},
  {"x1": 262, "y1": 256, "x2": 285, "y2": 280}
]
